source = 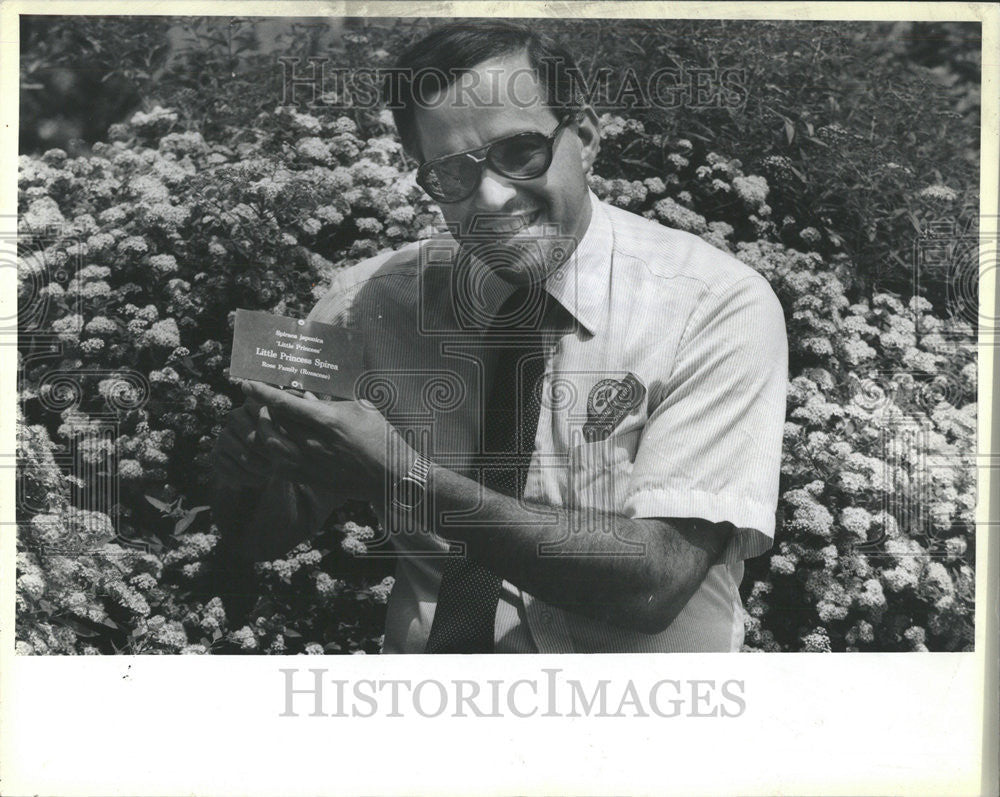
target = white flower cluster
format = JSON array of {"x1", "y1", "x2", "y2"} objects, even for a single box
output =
[
  {"x1": 917, "y1": 184, "x2": 959, "y2": 202},
  {"x1": 653, "y1": 197, "x2": 707, "y2": 233}
]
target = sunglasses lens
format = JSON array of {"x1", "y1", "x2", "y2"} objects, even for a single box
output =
[
  {"x1": 491, "y1": 133, "x2": 550, "y2": 178},
  {"x1": 418, "y1": 127, "x2": 561, "y2": 202},
  {"x1": 420, "y1": 156, "x2": 481, "y2": 202}
]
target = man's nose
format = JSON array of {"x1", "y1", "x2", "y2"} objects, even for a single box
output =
[{"x1": 472, "y1": 167, "x2": 518, "y2": 211}]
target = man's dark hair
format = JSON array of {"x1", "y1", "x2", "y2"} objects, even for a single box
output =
[{"x1": 383, "y1": 20, "x2": 587, "y2": 159}]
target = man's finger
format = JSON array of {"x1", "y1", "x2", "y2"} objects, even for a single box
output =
[
  {"x1": 228, "y1": 405, "x2": 260, "y2": 441},
  {"x1": 242, "y1": 394, "x2": 264, "y2": 414},
  {"x1": 259, "y1": 402, "x2": 316, "y2": 442},
  {"x1": 214, "y1": 424, "x2": 267, "y2": 462},
  {"x1": 256, "y1": 407, "x2": 307, "y2": 463},
  {"x1": 243, "y1": 380, "x2": 337, "y2": 433},
  {"x1": 218, "y1": 412, "x2": 272, "y2": 467},
  {"x1": 216, "y1": 433, "x2": 271, "y2": 472},
  {"x1": 214, "y1": 448, "x2": 271, "y2": 487}
]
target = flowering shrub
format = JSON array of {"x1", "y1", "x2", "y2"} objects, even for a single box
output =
[
  {"x1": 735, "y1": 249, "x2": 976, "y2": 652},
  {"x1": 589, "y1": 114, "x2": 976, "y2": 651},
  {"x1": 17, "y1": 96, "x2": 975, "y2": 651},
  {"x1": 16, "y1": 105, "x2": 442, "y2": 653}
]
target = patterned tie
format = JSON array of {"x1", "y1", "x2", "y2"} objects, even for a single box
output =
[{"x1": 425, "y1": 287, "x2": 567, "y2": 653}]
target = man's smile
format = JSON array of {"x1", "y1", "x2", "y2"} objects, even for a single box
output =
[{"x1": 469, "y1": 208, "x2": 543, "y2": 236}]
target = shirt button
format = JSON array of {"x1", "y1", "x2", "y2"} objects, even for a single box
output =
[{"x1": 540, "y1": 610, "x2": 553, "y2": 625}]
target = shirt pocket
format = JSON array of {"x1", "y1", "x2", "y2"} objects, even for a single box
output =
[{"x1": 565, "y1": 424, "x2": 642, "y2": 517}]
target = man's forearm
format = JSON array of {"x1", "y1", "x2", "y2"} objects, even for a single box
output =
[{"x1": 422, "y1": 464, "x2": 732, "y2": 634}]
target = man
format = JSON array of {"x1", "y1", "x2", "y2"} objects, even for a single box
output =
[{"x1": 211, "y1": 21, "x2": 788, "y2": 653}]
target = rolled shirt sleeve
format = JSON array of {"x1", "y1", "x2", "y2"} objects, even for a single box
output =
[{"x1": 623, "y1": 272, "x2": 788, "y2": 564}]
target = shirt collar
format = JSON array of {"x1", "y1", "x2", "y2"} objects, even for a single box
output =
[{"x1": 543, "y1": 190, "x2": 613, "y2": 337}]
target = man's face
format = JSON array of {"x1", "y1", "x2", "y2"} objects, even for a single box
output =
[{"x1": 413, "y1": 51, "x2": 600, "y2": 285}]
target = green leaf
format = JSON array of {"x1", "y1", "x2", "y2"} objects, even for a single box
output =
[
  {"x1": 174, "y1": 514, "x2": 197, "y2": 535},
  {"x1": 144, "y1": 495, "x2": 171, "y2": 513}
]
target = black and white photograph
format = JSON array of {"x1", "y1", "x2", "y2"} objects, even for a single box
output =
[{"x1": 3, "y1": 3, "x2": 997, "y2": 795}]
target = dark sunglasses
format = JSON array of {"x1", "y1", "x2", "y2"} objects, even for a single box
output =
[{"x1": 415, "y1": 116, "x2": 576, "y2": 203}]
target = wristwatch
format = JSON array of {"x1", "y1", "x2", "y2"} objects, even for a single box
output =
[{"x1": 391, "y1": 454, "x2": 432, "y2": 512}]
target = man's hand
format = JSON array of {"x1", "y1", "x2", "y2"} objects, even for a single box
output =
[
  {"x1": 211, "y1": 394, "x2": 280, "y2": 488},
  {"x1": 241, "y1": 381, "x2": 417, "y2": 505}
]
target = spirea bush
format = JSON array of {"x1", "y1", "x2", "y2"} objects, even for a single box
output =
[
  {"x1": 17, "y1": 101, "x2": 975, "y2": 653},
  {"x1": 16, "y1": 105, "x2": 440, "y2": 654}
]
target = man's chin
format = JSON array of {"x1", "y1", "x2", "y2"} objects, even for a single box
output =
[
  {"x1": 489, "y1": 247, "x2": 563, "y2": 286},
  {"x1": 455, "y1": 215, "x2": 571, "y2": 284}
]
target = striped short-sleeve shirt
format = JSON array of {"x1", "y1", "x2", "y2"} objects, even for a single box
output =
[{"x1": 307, "y1": 191, "x2": 788, "y2": 653}]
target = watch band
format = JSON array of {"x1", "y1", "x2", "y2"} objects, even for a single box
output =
[
  {"x1": 391, "y1": 454, "x2": 432, "y2": 512},
  {"x1": 409, "y1": 454, "x2": 431, "y2": 485}
]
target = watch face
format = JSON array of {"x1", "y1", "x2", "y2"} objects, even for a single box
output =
[{"x1": 394, "y1": 476, "x2": 425, "y2": 510}]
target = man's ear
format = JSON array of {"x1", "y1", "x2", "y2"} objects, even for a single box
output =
[{"x1": 576, "y1": 106, "x2": 601, "y2": 173}]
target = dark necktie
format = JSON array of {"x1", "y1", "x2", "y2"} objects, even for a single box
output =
[{"x1": 425, "y1": 287, "x2": 567, "y2": 653}]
